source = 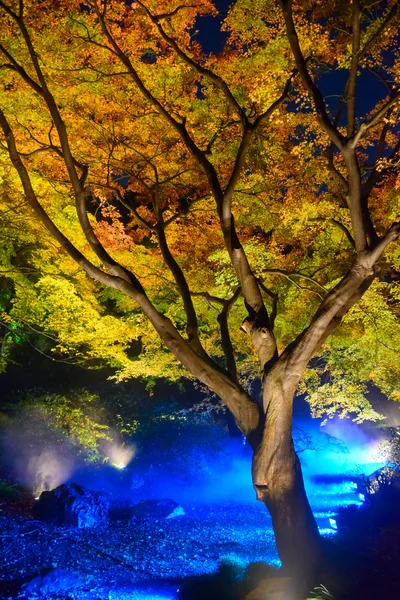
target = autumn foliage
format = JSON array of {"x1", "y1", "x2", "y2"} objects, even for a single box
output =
[{"x1": 0, "y1": 0, "x2": 398, "y2": 419}]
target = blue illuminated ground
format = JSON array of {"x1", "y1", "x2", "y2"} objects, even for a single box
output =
[
  {"x1": 0, "y1": 480, "x2": 364, "y2": 600},
  {"x1": 0, "y1": 414, "x2": 386, "y2": 599}
]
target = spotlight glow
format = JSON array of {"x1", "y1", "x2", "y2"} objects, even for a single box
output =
[
  {"x1": 105, "y1": 442, "x2": 136, "y2": 470},
  {"x1": 28, "y1": 451, "x2": 74, "y2": 497}
]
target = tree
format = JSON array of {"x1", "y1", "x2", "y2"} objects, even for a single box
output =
[{"x1": 0, "y1": 0, "x2": 399, "y2": 578}]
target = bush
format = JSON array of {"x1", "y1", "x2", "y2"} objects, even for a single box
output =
[
  {"x1": 1, "y1": 389, "x2": 112, "y2": 463},
  {"x1": 0, "y1": 479, "x2": 19, "y2": 500}
]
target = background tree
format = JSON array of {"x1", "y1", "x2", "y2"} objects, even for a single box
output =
[{"x1": 0, "y1": 0, "x2": 399, "y2": 578}]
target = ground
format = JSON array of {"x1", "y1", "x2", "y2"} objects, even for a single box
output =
[{"x1": 0, "y1": 482, "x2": 359, "y2": 600}]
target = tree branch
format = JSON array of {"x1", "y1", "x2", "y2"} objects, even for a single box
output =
[
  {"x1": 310, "y1": 217, "x2": 355, "y2": 248},
  {"x1": 278, "y1": 253, "x2": 377, "y2": 394},
  {"x1": 87, "y1": 0, "x2": 279, "y2": 371},
  {"x1": 342, "y1": 145, "x2": 367, "y2": 251},
  {"x1": 263, "y1": 268, "x2": 327, "y2": 298},
  {"x1": 0, "y1": 43, "x2": 43, "y2": 96},
  {"x1": 1, "y1": 9, "x2": 149, "y2": 283},
  {"x1": 363, "y1": 136, "x2": 400, "y2": 201},
  {"x1": 155, "y1": 219, "x2": 207, "y2": 358},
  {"x1": 350, "y1": 91, "x2": 400, "y2": 148},
  {"x1": 258, "y1": 280, "x2": 278, "y2": 329},
  {"x1": 212, "y1": 76, "x2": 293, "y2": 370},
  {"x1": 368, "y1": 222, "x2": 400, "y2": 264},
  {"x1": 279, "y1": 0, "x2": 345, "y2": 150},
  {"x1": 327, "y1": 148, "x2": 349, "y2": 192},
  {"x1": 367, "y1": 67, "x2": 394, "y2": 96},
  {"x1": 192, "y1": 291, "x2": 227, "y2": 307},
  {"x1": 278, "y1": 214, "x2": 400, "y2": 395},
  {"x1": 347, "y1": 0, "x2": 361, "y2": 138},
  {"x1": 223, "y1": 73, "x2": 294, "y2": 205},
  {"x1": 87, "y1": 1, "x2": 224, "y2": 206},
  {"x1": 0, "y1": 108, "x2": 133, "y2": 290},
  {"x1": 217, "y1": 287, "x2": 242, "y2": 383},
  {"x1": 360, "y1": 4, "x2": 398, "y2": 58},
  {"x1": 94, "y1": 183, "x2": 156, "y2": 231}
]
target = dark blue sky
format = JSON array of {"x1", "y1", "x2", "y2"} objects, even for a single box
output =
[{"x1": 194, "y1": 0, "x2": 233, "y2": 54}]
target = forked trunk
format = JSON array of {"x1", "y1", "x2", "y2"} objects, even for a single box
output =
[{"x1": 252, "y1": 373, "x2": 321, "y2": 578}]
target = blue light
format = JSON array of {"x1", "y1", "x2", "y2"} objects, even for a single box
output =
[
  {"x1": 107, "y1": 591, "x2": 178, "y2": 600},
  {"x1": 328, "y1": 518, "x2": 337, "y2": 530},
  {"x1": 358, "y1": 493, "x2": 365, "y2": 502}
]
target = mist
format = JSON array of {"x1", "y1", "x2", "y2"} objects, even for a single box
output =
[{"x1": 0, "y1": 399, "x2": 391, "y2": 511}]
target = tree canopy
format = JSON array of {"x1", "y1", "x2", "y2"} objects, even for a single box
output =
[{"x1": 0, "y1": 0, "x2": 399, "y2": 422}]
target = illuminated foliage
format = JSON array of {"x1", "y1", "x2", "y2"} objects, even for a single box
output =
[{"x1": 2, "y1": 389, "x2": 112, "y2": 462}]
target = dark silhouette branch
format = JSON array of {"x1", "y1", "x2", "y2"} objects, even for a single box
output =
[
  {"x1": 310, "y1": 217, "x2": 355, "y2": 248},
  {"x1": 327, "y1": 150, "x2": 349, "y2": 192},
  {"x1": 360, "y1": 4, "x2": 398, "y2": 58},
  {"x1": 346, "y1": 0, "x2": 361, "y2": 138},
  {"x1": 367, "y1": 67, "x2": 395, "y2": 95},
  {"x1": 155, "y1": 218, "x2": 207, "y2": 358},
  {"x1": 279, "y1": 0, "x2": 345, "y2": 151},
  {"x1": 94, "y1": 183, "x2": 156, "y2": 231},
  {"x1": 350, "y1": 92, "x2": 400, "y2": 148},
  {"x1": 0, "y1": 44, "x2": 43, "y2": 96},
  {"x1": 258, "y1": 280, "x2": 278, "y2": 329},
  {"x1": 363, "y1": 136, "x2": 400, "y2": 202},
  {"x1": 217, "y1": 287, "x2": 242, "y2": 383}
]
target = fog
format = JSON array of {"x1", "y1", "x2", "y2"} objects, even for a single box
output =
[{"x1": 0, "y1": 402, "x2": 389, "y2": 510}]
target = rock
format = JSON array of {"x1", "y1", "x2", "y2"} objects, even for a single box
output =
[
  {"x1": 21, "y1": 568, "x2": 84, "y2": 596},
  {"x1": 244, "y1": 577, "x2": 291, "y2": 600},
  {"x1": 129, "y1": 472, "x2": 144, "y2": 490},
  {"x1": 131, "y1": 498, "x2": 185, "y2": 520},
  {"x1": 33, "y1": 483, "x2": 109, "y2": 527}
]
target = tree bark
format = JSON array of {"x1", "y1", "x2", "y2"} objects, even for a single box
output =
[{"x1": 252, "y1": 369, "x2": 321, "y2": 577}]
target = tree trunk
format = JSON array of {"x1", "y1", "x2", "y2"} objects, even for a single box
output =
[
  {"x1": 252, "y1": 374, "x2": 321, "y2": 577},
  {"x1": 253, "y1": 446, "x2": 320, "y2": 571}
]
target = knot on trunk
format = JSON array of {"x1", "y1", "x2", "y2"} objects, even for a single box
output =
[
  {"x1": 254, "y1": 483, "x2": 269, "y2": 501},
  {"x1": 352, "y1": 251, "x2": 376, "y2": 277},
  {"x1": 241, "y1": 318, "x2": 270, "y2": 338}
]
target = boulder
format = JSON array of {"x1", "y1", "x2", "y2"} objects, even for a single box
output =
[
  {"x1": 21, "y1": 569, "x2": 84, "y2": 596},
  {"x1": 33, "y1": 483, "x2": 109, "y2": 527},
  {"x1": 131, "y1": 498, "x2": 184, "y2": 520}
]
